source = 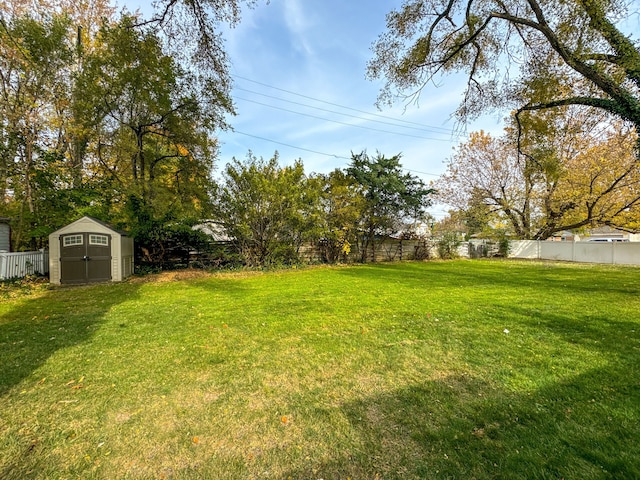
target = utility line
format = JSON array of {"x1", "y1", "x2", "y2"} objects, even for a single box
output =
[
  {"x1": 232, "y1": 130, "x2": 350, "y2": 160},
  {"x1": 231, "y1": 130, "x2": 442, "y2": 177},
  {"x1": 231, "y1": 74, "x2": 458, "y2": 134},
  {"x1": 234, "y1": 96, "x2": 457, "y2": 142},
  {"x1": 234, "y1": 86, "x2": 464, "y2": 137}
]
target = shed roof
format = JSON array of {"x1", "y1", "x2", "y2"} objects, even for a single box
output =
[{"x1": 51, "y1": 216, "x2": 129, "y2": 237}]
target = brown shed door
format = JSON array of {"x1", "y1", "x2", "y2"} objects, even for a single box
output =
[{"x1": 60, "y1": 233, "x2": 112, "y2": 284}]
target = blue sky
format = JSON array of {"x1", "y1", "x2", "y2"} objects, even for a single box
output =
[
  {"x1": 217, "y1": 0, "x2": 504, "y2": 178},
  {"x1": 123, "y1": 0, "x2": 507, "y2": 218}
]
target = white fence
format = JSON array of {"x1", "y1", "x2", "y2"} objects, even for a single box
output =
[
  {"x1": 0, "y1": 250, "x2": 50, "y2": 280},
  {"x1": 510, "y1": 240, "x2": 640, "y2": 266}
]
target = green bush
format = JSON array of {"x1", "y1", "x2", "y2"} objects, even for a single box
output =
[{"x1": 436, "y1": 232, "x2": 462, "y2": 259}]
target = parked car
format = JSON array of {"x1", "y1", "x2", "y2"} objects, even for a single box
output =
[{"x1": 587, "y1": 237, "x2": 629, "y2": 242}]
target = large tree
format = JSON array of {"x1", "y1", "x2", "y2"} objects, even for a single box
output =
[
  {"x1": 0, "y1": 13, "x2": 76, "y2": 248},
  {"x1": 73, "y1": 16, "x2": 220, "y2": 261},
  {"x1": 212, "y1": 152, "x2": 320, "y2": 267},
  {"x1": 368, "y1": 0, "x2": 640, "y2": 152},
  {"x1": 436, "y1": 120, "x2": 640, "y2": 239},
  {"x1": 347, "y1": 151, "x2": 435, "y2": 262},
  {"x1": 77, "y1": 16, "x2": 218, "y2": 201}
]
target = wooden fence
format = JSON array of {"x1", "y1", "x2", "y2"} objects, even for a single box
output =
[{"x1": 0, "y1": 250, "x2": 49, "y2": 280}]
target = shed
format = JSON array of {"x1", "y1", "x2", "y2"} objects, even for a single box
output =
[{"x1": 49, "y1": 216, "x2": 134, "y2": 285}]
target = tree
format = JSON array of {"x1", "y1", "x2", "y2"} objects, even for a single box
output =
[
  {"x1": 0, "y1": 13, "x2": 76, "y2": 248},
  {"x1": 436, "y1": 121, "x2": 640, "y2": 239},
  {"x1": 129, "y1": 0, "x2": 258, "y2": 130},
  {"x1": 436, "y1": 131, "x2": 535, "y2": 238},
  {"x1": 73, "y1": 16, "x2": 218, "y2": 260},
  {"x1": 347, "y1": 151, "x2": 435, "y2": 262},
  {"x1": 314, "y1": 169, "x2": 366, "y2": 263},
  {"x1": 551, "y1": 123, "x2": 640, "y2": 235},
  {"x1": 212, "y1": 152, "x2": 320, "y2": 267},
  {"x1": 437, "y1": 203, "x2": 495, "y2": 240},
  {"x1": 368, "y1": 0, "x2": 640, "y2": 153},
  {"x1": 0, "y1": 2, "x2": 254, "y2": 257}
]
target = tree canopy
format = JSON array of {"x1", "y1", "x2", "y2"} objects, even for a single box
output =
[
  {"x1": 0, "y1": 1, "x2": 242, "y2": 254},
  {"x1": 368, "y1": 0, "x2": 640, "y2": 151},
  {"x1": 436, "y1": 119, "x2": 640, "y2": 239},
  {"x1": 347, "y1": 151, "x2": 435, "y2": 261}
]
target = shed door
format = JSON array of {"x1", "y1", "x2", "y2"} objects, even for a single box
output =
[{"x1": 60, "y1": 233, "x2": 112, "y2": 284}]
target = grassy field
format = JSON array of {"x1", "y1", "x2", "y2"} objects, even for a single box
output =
[{"x1": 1, "y1": 260, "x2": 639, "y2": 479}]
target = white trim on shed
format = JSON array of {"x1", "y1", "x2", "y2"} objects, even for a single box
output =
[{"x1": 49, "y1": 216, "x2": 134, "y2": 284}]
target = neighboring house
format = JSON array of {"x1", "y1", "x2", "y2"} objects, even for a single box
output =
[
  {"x1": 0, "y1": 218, "x2": 10, "y2": 252},
  {"x1": 548, "y1": 230, "x2": 579, "y2": 242},
  {"x1": 389, "y1": 221, "x2": 433, "y2": 239},
  {"x1": 192, "y1": 221, "x2": 232, "y2": 242},
  {"x1": 548, "y1": 226, "x2": 638, "y2": 242},
  {"x1": 583, "y1": 226, "x2": 640, "y2": 242}
]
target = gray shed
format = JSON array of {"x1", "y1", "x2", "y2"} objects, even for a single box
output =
[{"x1": 49, "y1": 216, "x2": 134, "y2": 285}]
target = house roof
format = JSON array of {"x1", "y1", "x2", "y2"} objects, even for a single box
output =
[
  {"x1": 588, "y1": 226, "x2": 626, "y2": 237},
  {"x1": 193, "y1": 222, "x2": 232, "y2": 242}
]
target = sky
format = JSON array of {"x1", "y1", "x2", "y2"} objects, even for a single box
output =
[
  {"x1": 123, "y1": 0, "x2": 508, "y2": 219},
  {"x1": 217, "y1": 1, "x2": 504, "y2": 169}
]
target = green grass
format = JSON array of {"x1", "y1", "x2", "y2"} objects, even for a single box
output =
[{"x1": 1, "y1": 260, "x2": 639, "y2": 479}]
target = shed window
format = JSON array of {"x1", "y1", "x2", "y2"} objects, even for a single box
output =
[
  {"x1": 89, "y1": 234, "x2": 109, "y2": 246},
  {"x1": 63, "y1": 234, "x2": 83, "y2": 247}
]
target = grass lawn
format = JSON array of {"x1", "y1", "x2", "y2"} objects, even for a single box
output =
[{"x1": 1, "y1": 259, "x2": 639, "y2": 479}]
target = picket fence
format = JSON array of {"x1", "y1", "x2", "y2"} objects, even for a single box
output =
[{"x1": 0, "y1": 250, "x2": 49, "y2": 280}]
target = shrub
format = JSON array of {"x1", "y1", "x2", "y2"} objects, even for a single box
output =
[{"x1": 436, "y1": 232, "x2": 462, "y2": 259}]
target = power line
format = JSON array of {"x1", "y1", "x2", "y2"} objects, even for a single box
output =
[
  {"x1": 230, "y1": 130, "x2": 442, "y2": 177},
  {"x1": 231, "y1": 74, "x2": 458, "y2": 134},
  {"x1": 234, "y1": 96, "x2": 457, "y2": 142},
  {"x1": 234, "y1": 86, "x2": 463, "y2": 137},
  {"x1": 232, "y1": 130, "x2": 350, "y2": 160}
]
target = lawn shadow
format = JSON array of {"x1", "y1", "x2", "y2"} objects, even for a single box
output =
[
  {"x1": 496, "y1": 303, "x2": 640, "y2": 365},
  {"x1": 0, "y1": 282, "x2": 141, "y2": 396},
  {"x1": 333, "y1": 260, "x2": 640, "y2": 296},
  {"x1": 279, "y1": 366, "x2": 639, "y2": 479}
]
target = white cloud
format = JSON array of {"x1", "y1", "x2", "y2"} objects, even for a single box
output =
[
  {"x1": 213, "y1": 0, "x2": 510, "y2": 191},
  {"x1": 282, "y1": 0, "x2": 316, "y2": 57}
]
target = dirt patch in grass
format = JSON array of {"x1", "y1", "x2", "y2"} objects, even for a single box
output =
[{"x1": 128, "y1": 269, "x2": 214, "y2": 284}]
